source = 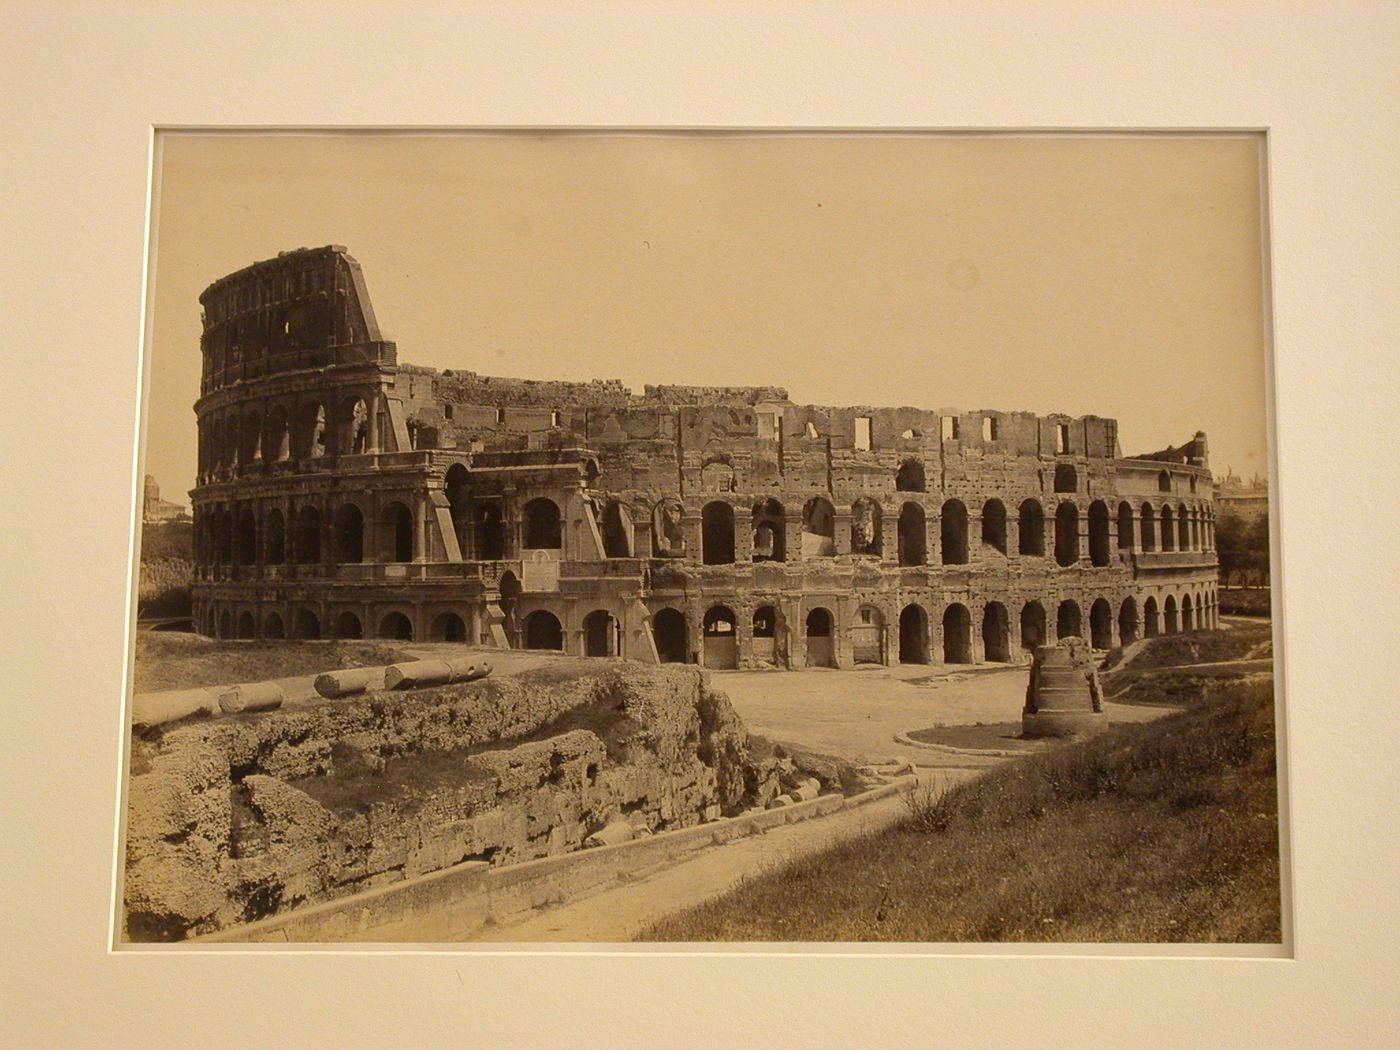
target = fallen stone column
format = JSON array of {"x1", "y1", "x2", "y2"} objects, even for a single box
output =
[
  {"x1": 313, "y1": 667, "x2": 376, "y2": 699},
  {"x1": 384, "y1": 659, "x2": 492, "y2": 691},
  {"x1": 584, "y1": 820, "x2": 636, "y2": 848},
  {"x1": 217, "y1": 682, "x2": 285, "y2": 715},
  {"x1": 131, "y1": 688, "x2": 218, "y2": 729}
]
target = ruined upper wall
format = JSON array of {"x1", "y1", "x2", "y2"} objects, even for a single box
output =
[{"x1": 199, "y1": 246, "x2": 394, "y2": 395}]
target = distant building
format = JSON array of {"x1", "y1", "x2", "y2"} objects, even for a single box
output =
[
  {"x1": 143, "y1": 475, "x2": 189, "y2": 523},
  {"x1": 1215, "y1": 469, "x2": 1268, "y2": 523}
]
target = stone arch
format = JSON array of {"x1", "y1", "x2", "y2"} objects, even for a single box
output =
[
  {"x1": 333, "y1": 503, "x2": 364, "y2": 563},
  {"x1": 445, "y1": 463, "x2": 470, "y2": 553},
  {"x1": 897, "y1": 501, "x2": 926, "y2": 566},
  {"x1": 1158, "y1": 469, "x2": 1172, "y2": 493},
  {"x1": 851, "y1": 498, "x2": 881, "y2": 556},
  {"x1": 475, "y1": 501, "x2": 505, "y2": 561},
  {"x1": 429, "y1": 611, "x2": 468, "y2": 642},
  {"x1": 236, "y1": 610, "x2": 256, "y2": 639},
  {"x1": 379, "y1": 611, "x2": 414, "y2": 641},
  {"x1": 1143, "y1": 595, "x2": 1160, "y2": 638},
  {"x1": 217, "y1": 508, "x2": 234, "y2": 563},
  {"x1": 1090, "y1": 597, "x2": 1114, "y2": 649},
  {"x1": 898, "y1": 603, "x2": 929, "y2": 664},
  {"x1": 1140, "y1": 501, "x2": 1157, "y2": 551},
  {"x1": 583, "y1": 609, "x2": 618, "y2": 657},
  {"x1": 235, "y1": 507, "x2": 257, "y2": 566},
  {"x1": 342, "y1": 396, "x2": 369, "y2": 454},
  {"x1": 701, "y1": 500, "x2": 736, "y2": 565},
  {"x1": 299, "y1": 402, "x2": 327, "y2": 459},
  {"x1": 1054, "y1": 463, "x2": 1077, "y2": 493},
  {"x1": 1163, "y1": 594, "x2": 1179, "y2": 634},
  {"x1": 379, "y1": 501, "x2": 413, "y2": 563},
  {"x1": 1088, "y1": 500, "x2": 1111, "y2": 567},
  {"x1": 1119, "y1": 597, "x2": 1139, "y2": 645},
  {"x1": 1055, "y1": 502, "x2": 1080, "y2": 567},
  {"x1": 293, "y1": 506, "x2": 320, "y2": 564},
  {"x1": 751, "y1": 605, "x2": 779, "y2": 666},
  {"x1": 1057, "y1": 599, "x2": 1082, "y2": 639},
  {"x1": 700, "y1": 458, "x2": 736, "y2": 492},
  {"x1": 264, "y1": 508, "x2": 286, "y2": 564},
  {"x1": 600, "y1": 500, "x2": 633, "y2": 558},
  {"x1": 1018, "y1": 499, "x2": 1045, "y2": 557},
  {"x1": 895, "y1": 458, "x2": 926, "y2": 492},
  {"x1": 263, "y1": 406, "x2": 290, "y2": 462},
  {"x1": 218, "y1": 609, "x2": 232, "y2": 639},
  {"x1": 294, "y1": 608, "x2": 320, "y2": 640},
  {"x1": 651, "y1": 607, "x2": 688, "y2": 663},
  {"x1": 334, "y1": 611, "x2": 363, "y2": 640},
  {"x1": 1020, "y1": 601, "x2": 1047, "y2": 650},
  {"x1": 1177, "y1": 503, "x2": 1190, "y2": 551},
  {"x1": 804, "y1": 607, "x2": 836, "y2": 668},
  {"x1": 1181, "y1": 593, "x2": 1195, "y2": 631},
  {"x1": 263, "y1": 611, "x2": 285, "y2": 640},
  {"x1": 651, "y1": 499, "x2": 686, "y2": 557},
  {"x1": 852, "y1": 604, "x2": 885, "y2": 665},
  {"x1": 982, "y1": 601, "x2": 1010, "y2": 663},
  {"x1": 942, "y1": 603, "x2": 972, "y2": 663},
  {"x1": 981, "y1": 498, "x2": 1007, "y2": 555},
  {"x1": 702, "y1": 605, "x2": 738, "y2": 669},
  {"x1": 241, "y1": 409, "x2": 262, "y2": 465},
  {"x1": 1117, "y1": 501, "x2": 1135, "y2": 550},
  {"x1": 1160, "y1": 505, "x2": 1176, "y2": 551},
  {"x1": 940, "y1": 499, "x2": 969, "y2": 565},
  {"x1": 523, "y1": 497, "x2": 562, "y2": 550},
  {"x1": 751, "y1": 498, "x2": 786, "y2": 562},
  {"x1": 801, "y1": 496, "x2": 836, "y2": 558}
]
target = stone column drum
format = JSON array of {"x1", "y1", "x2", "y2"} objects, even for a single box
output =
[{"x1": 1022, "y1": 637, "x2": 1108, "y2": 738}]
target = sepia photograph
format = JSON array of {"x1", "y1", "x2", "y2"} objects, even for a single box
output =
[{"x1": 120, "y1": 130, "x2": 1283, "y2": 947}]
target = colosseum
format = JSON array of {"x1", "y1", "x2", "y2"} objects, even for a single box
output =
[{"x1": 189, "y1": 246, "x2": 1220, "y2": 669}]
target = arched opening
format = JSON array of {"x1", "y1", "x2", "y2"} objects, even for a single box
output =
[
  {"x1": 264, "y1": 508, "x2": 285, "y2": 564},
  {"x1": 1140, "y1": 502, "x2": 1157, "y2": 551},
  {"x1": 1158, "y1": 469, "x2": 1172, "y2": 493},
  {"x1": 242, "y1": 411, "x2": 262, "y2": 464},
  {"x1": 801, "y1": 496, "x2": 836, "y2": 558},
  {"x1": 1090, "y1": 598, "x2": 1114, "y2": 649},
  {"x1": 651, "y1": 608, "x2": 688, "y2": 663},
  {"x1": 236, "y1": 610, "x2": 256, "y2": 639},
  {"x1": 940, "y1": 499, "x2": 969, "y2": 565},
  {"x1": 522, "y1": 498, "x2": 562, "y2": 550},
  {"x1": 1117, "y1": 501, "x2": 1135, "y2": 550},
  {"x1": 300, "y1": 403, "x2": 327, "y2": 459},
  {"x1": 1160, "y1": 505, "x2": 1175, "y2": 551},
  {"x1": 217, "y1": 609, "x2": 232, "y2": 639},
  {"x1": 1177, "y1": 504, "x2": 1190, "y2": 551},
  {"x1": 218, "y1": 509, "x2": 233, "y2": 563},
  {"x1": 898, "y1": 604, "x2": 929, "y2": 664},
  {"x1": 852, "y1": 604, "x2": 885, "y2": 665},
  {"x1": 1018, "y1": 499, "x2": 1045, "y2": 557},
  {"x1": 1057, "y1": 599, "x2": 1082, "y2": 639},
  {"x1": 1163, "y1": 595, "x2": 1179, "y2": 634},
  {"x1": 850, "y1": 498, "x2": 881, "y2": 556},
  {"x1": 600, "y1": 500, "x2": 633, "y2": 558},
  {"x1": 895, "y1": 459, "x2": 926, "y2": 492},
  {"x1": 1020, "y1": 601, "x2": 1047, "y2": 650},
  {"x1": 652, "y1": 500, "x2": 686, "y2": 557},
  {"x1": 1118, "y1": 597, "x2": 1139, "y2": 646},
  {"x1": 344, "y1": 398, "x2": 369, "y2": 454},
  {"x1": 751, "y1": 498, "x2": 786, "y2": 562},
  {"x1": 263, "y1": 612, "x2": 285, "y2": 640},
  {"x1": 523, "y1": 609, "x2": 563, "y2": 650},
  {"x1": 583, "y1": 610, "x2": 618, "y2": 657},
  {"x1": 702, "y1": 605, "x2": 738, "y2": 669},
  {"x1": 475, "y1": 502, "x2": 505, "y2": 561},
  {"x1": 429, "y1": 611, "x2": 467, "y2": 642},
  {"x1": 379, "y1": 501, "x2": 413, "y2": 563},
  {"x1": 1054, "y1": 463, "x2": 1077, "y2": 493},
  {"x1": 982, "y1": 602, "x2": 1010, "y2": 663},
  {"x1": 700, "y1": 459, "x2": 736, "y2": 492},
  {"x1": 942, "y1": 603, "x2": 972, "y2": 664},
  {"x1": 897, "y1": 502, "x2": 926, "y2": 566},
  {"x1": 334, "y1": 611, "x2": 363, "y2": 640},
  {"x1": 1143, "y1": 596, "x2": 1160, "y2": 638},
  {"x1": 804, "y1": 607, "x2": 835, "y2": 667},
  {"x1": 1181, "y1": 594, "x2": 1195, "y2": 631},
  {"x1": 445, "y1": 463, "x2": 470, "y2": 554},
  {"x1": 235, "y1": 508, "x2": 257, "y2": 566},
  {"x1": 293, "y1": 506, "x2": 321, "y2": 564},
  {"x1": 1055, "y1": 502, "x2": 1080, "y2": 566},
  {"x1": 751, "y1": 605, "x2": 778, "y2": 665},
  {"x1": 263, "y1": 406, "x2": 290, "y2": 462},
  {"x1": 981, "y1": 499, "x2": 1007, "y2": 555},
  {"x1": 294, "y1": 608, "x2": 320, "y2": 640},
  {"x1": 379, "y1": 611, "x2": 414, "y2": 641},
  {"x1": 701, "y1": 501, "x2": 736, "y2": 565},
  {"x1": 1088, "y1": 500, "x2": 1111, "y2": 567},
  {"x1": 334, "y1": 503, "x2": 364, "y2": 563}
]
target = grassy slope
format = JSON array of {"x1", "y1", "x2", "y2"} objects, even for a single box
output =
[
  {"x1": 638, "y1": 674, "x2": 1279, "y2": 943},
  {"x1": 133, "y1": 634, "x2": 413, "y2": 693}
]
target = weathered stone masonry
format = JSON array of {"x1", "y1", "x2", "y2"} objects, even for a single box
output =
[{"x1": 190, "y1": 247, "x2": 1220, "y2": 667}]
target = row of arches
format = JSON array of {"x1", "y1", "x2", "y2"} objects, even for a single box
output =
[
  {"x1": 198, "y1": 393, "x2": 378, "y2": 477},
  {"x1": 197, "y1": 499, "x2": 416, "y2": 567}
]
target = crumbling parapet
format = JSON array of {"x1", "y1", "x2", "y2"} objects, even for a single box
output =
[{"x1": 1021, "y1": 637, "x2": 1108, "y2": 738}]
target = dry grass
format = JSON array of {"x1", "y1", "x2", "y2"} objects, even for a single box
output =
[
  {"x1": 637, "y1": 678, "x2": 1280, "y2": 943},
  {"x1": 133, "y1": 633, "x2": 413, "y2": 693}
]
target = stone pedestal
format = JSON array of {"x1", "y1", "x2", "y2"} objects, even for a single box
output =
[{"x1": 1022, "y1": 637, "x2": 1108, "y2": 738}]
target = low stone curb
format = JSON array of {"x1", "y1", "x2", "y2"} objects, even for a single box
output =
[
  {"x1": 196, "y1": 775, "x2": 918, "y2": 944},
  {"x1": 892, "y1": 730, "x2": 1034, "y2": 760}
]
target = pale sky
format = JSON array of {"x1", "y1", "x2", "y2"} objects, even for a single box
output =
[{"x1": 145, "y1": 132, "x2": 1269, "y2": 504}]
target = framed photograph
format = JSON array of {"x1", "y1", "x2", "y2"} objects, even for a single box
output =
[{"x1": 7, "y1": 3, "x2": 1398, "y2": 1047}]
